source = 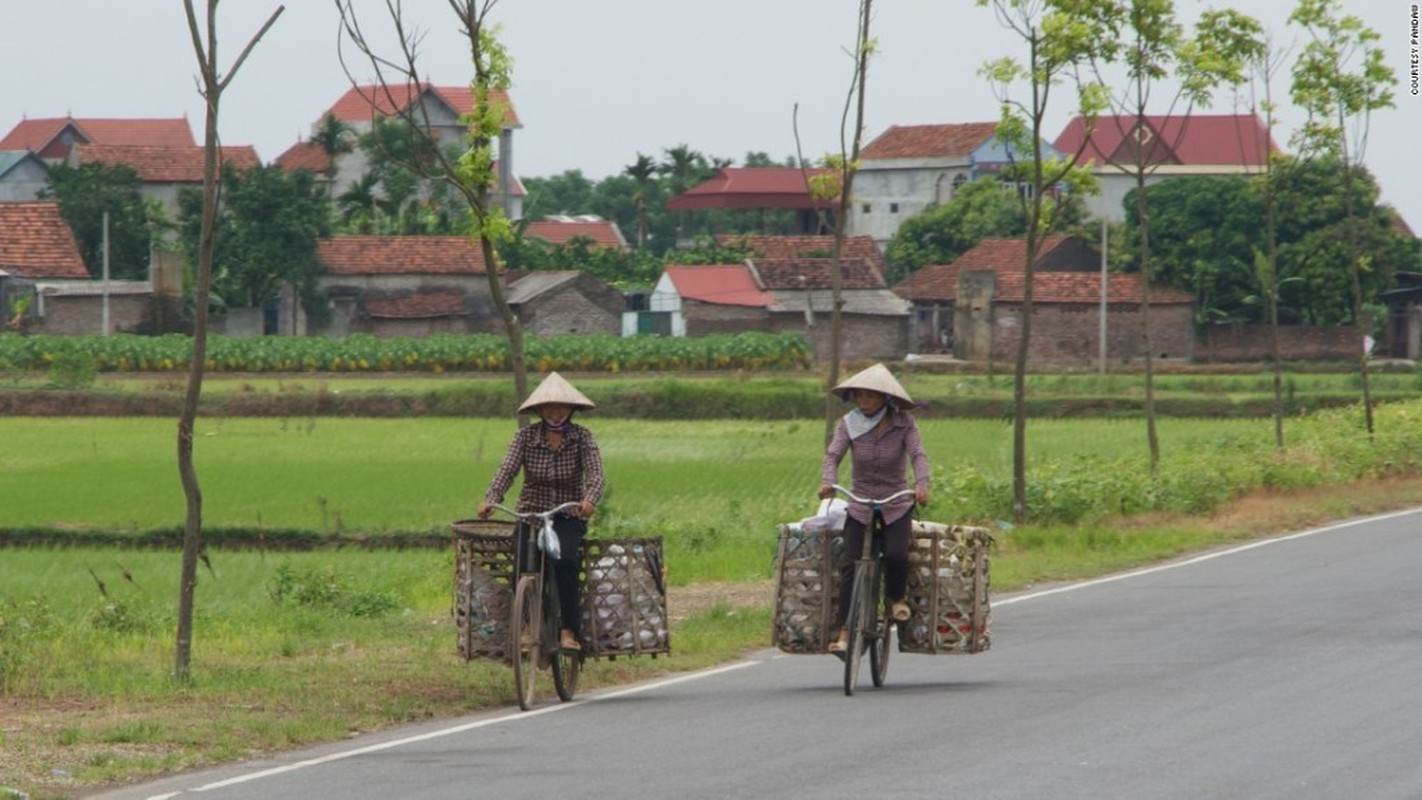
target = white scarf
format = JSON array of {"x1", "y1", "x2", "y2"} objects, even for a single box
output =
[{"x1": 844, "y1": 406, "x2": 887, "y2": 440}]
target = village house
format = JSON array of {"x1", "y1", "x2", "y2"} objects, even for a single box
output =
[
  {"x1": 666, "y1": 166, "x2": 837, "y2": 236},
  {"x1": 0, "y1": 150, "x2": 50, "y2": 201},
  {"x1": 504, "y1": 270, "x2": 626, "y2": 337},
  {"x1": 895, "y1": 235, "x2": 1195, "y2": 365},
  {"x1": 274, "y1": 83, "x2": 524, "y2": 220},
  {"x1": 67, "y1": 142, "x2": 261, "y2": 227},
  {"x1": 0, "y1": 201, "x2": 162, "y2": 335},
  {"x1": 848, "y1": 122, "x2": 1057, "y2": 250},
  {"x1": 307, "y1": 235, "x2": 497, "y2": 338},
  {"x1": 1053, "y1": 113, "x2": 1277, "y2": 222},
  {"x1": 639, "y1": 234, "x2": 909, "y2": 360}
]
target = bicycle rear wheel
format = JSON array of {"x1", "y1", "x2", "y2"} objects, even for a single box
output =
[
  {"x1": 843, "y1": 561, "x2": 873, "y2": 696},
  {"x1": 511, "y1": 575, "x2": 541, "y2": 711},
  {"x1": 547, "y1": 578, "x2": 582, "y2": 701}
]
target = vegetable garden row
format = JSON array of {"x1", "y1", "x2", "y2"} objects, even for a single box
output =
[{"x1": 0, "y1": 331, "x2": 813, "y2": 373}]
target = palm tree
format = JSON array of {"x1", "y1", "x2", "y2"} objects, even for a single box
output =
[
  {"x1": 310, "y1": 113, "x2": 355, "y2": 181},
  {"x1": 624, "y1": 153, "x2": 657, "y2": 249}
]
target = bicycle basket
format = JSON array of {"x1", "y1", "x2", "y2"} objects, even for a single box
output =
[{"x1": 452, "y1": 519, "x2": 517, "y2": 663}]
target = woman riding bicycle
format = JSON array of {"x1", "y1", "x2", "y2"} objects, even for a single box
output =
[
  {"x1": 477, "y1": 372, "x2": 605, "y2": 652},
  {"x1": 818, "y1": 363, "x2": 931, "y2": 654}
]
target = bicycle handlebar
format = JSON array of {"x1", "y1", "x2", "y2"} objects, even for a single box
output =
[
  {"x1": 488, "y1": 501, "x2": 583, "y2": 521},
  {"x1": 829, "y1": 484, "x2": 916, "y2": 506}
]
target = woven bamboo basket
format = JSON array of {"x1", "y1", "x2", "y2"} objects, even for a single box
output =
[
  {"x1": 770, "y1": 524, "x2": 846, "y2": 654},
  {"x1": 772, "y1": 519, "x2": 992, "y2": 655},
  {"x1": 899, "y1": 521, "x2": 993, "y2": 655},
  {"x1": 451, "y1": 519, "x2": 517, "y2": 663},
  {"x1": 581, "y1": 537, "x2": 671, "y2": 659}
]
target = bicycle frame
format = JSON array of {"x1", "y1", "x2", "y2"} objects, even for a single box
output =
[
  {"x1": 488, "y1": 502, "x2": 582, "y2": 710},
  {"x1": 830, "y1": 484, "x2": 914, "y2": 695}
]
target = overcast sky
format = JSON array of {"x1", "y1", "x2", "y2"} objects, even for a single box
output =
[{"x1": 3, "y1": 1, "x2": 1418, "y2": 228}]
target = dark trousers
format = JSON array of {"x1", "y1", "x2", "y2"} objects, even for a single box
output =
[
  {"x1": 516, "y1": 516, "x2": 586, "y2": 635},
  {"x1": 834, "y1": 510, "x2": 912, "y2": 629}
]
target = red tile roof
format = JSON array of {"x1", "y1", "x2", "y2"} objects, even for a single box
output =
[
  {"x1": 859, "y1": 122, "x2": 999, "y2": 160},
  {"x1": 717, "y1": 234, "x2": 887, "y2": 273},
  {"x1": 666, "y1": 167, "x2": 836, "y2": 210},
  {"x1": 75, "y1": 144, "x2": 260, "y2": 182},
  {"x1": 664, "y1": 265, "x2": 774, "y2": 307},
  {"x1": 273, "y1": 140, "x2": 331, "y2": 174},
  {"x1": 1053, "y1": 114, "x2": 1276, "y2": 167},
  {"x1": 325, "y1": 84, "x2": 520, "y2": 128},
  {"x1": 363, "y1": 290, "x2": 467, "y2": 319},
  {"x1": 0, "y1": 202, "x2": 90, "y2": 279},
  {"x1": 895, "y1": 236, "x2": 1192, "y2": 304},
  {"x1": 523, "y1": 218, "x2": 628, "y2": 248},
  {"x1": 317, "y1": 236, "x2": 488, "y2": 276},
  {"x1": 0, "y1": 117, "x2": 195, "y2": 153},
  {"x1": 752, "y1": 257, "x2": 886, "y2": 290}
]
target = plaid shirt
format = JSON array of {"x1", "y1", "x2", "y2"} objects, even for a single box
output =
[
  {"x1": 821, "y1": 409, "x2": 931, "y2": 526},
  {"x1": 484, "y1": 422, "x2": 606, "y2": 513}
]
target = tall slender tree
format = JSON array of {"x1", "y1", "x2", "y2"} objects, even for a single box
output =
[
  {"x1": 624, "y1": 153, "x2": 658, "y2": 249},
  {"x1": 335, "y1": 0, "x2": 530, "y2": 415},
  {"x1": 977, "y1": 0, "x2": 1110, "y2": 521},
  {"x1": 1289, "y1": 0, "x2": 1395, "y2": 435},
  {"x1": 176, "y1": 0, "x2": 283, "y2": 683},
  {"x1": 1080, "y1": 0, "x2": 1263, "y2": 474}
]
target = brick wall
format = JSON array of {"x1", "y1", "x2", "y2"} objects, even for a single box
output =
[
  {"x1": 520, "y1": 285, "x2": 622, "y2": 337},
  {"x1": 682, "y1": 301, "x2": 771, "y2": 336},
  {"x1": 770, "y1": 313, "x2": 908, "y2": 361},
  {"x1": 1198, "y1": 323, "x2": 1360, "y2": 362},
  {"x1": 987, "y1": 303, "x2": 1195, "y2": 365},
  {"x1": 34, "y1": 294, "x2": 153, "y2": 335}
]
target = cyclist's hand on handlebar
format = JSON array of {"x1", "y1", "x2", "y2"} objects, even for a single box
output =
[
  {"x1": 476, "y1": 500, "x2": 493, "y2": 519},
  {"x1": 817, "y1": 484, "x2": 835, "y2": 500},
  {"x1": 578, "y1": 500, "x2": 596, "y2": 519},
  {"x1": 915, "y1": 487, "x2": 930, "y2": 506}
]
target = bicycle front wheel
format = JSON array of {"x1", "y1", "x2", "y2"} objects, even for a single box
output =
[
  {"x1": 512, "y1": 575, "x2": 541, "y2": 711},
  {"x1": 869, "y1": 605, "x2": 892, "y2": 687},
  {"x1": 843, "y1": 561, "x2": 873, "y2": 696}
]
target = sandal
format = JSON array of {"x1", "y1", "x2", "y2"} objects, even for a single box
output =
[
  {"x1": 559, "y1": 629, "x2": 581, "y2": 651},
  {"x1": 827, "y1": 629, "x2": 849, "y2": 654},
  {"x1": 891, "y1": 601, "x2": 911, "y2": 622}
]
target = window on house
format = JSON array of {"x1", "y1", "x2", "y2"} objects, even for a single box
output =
[
  {"x1": 951, "y1": 173, "x2": 967, "y2": 196},
  {"x1": 861, "y1": 203, "x2": 872, "y2": 214},
  {"x1": 889, "y1": 203, "x2": 899, "y2": 213}
]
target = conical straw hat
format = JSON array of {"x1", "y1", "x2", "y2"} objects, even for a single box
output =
[
  {"x1": 832, "y1": 363, "x2": 914, "y2": 409},
  {"x1": 518, "y1": 372, "x2": 596, "y2": 412}
]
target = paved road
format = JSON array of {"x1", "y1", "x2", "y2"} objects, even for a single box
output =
[{"x1": 95, "y1": 508, "x2": 1422, "y2": 800}]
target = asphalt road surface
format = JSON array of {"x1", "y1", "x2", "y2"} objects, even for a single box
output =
[{"x1": 94, "y1": 507, "x2": 1422, "y2": 800}]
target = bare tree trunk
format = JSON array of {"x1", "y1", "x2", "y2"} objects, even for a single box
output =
[
  {"x1": 823, "y1": 0, "x2": 874, "y2": 444},
  {"x1": 176, "y1": 1, "x2": 282, "y2": 683}
]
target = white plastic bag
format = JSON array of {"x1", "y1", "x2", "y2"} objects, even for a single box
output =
[
  {"x1": 798, "y1": 497, "x2": 847, "y2": 533},
  {"x1": 538, "y1": 519, "x2": 562, "y2": 560}
]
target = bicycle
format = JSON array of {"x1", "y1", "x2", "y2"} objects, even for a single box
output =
[
  {"x1": 487, "y1": 501, "x2": 584, "y2": 711},
  {"x1": 829, "y1": 484, "x2": 916, "y2": 696}
]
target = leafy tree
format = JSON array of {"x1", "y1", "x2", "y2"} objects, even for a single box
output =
[
  {"x1": 177, "y1": 163, "x2": 332, "y2": 319},
  {"x1": 884, "y1": 177, "x2": 1030, "y2": 282},
  {"x1": 41, "y1": 162, "x2": 152, "y2": 280},
  {"x1": 1124, "y1": 175, "x2": 1261, "y2": 323},
  {"x1": 1272, "y1": 157, "x2": 1412, "y2": 324},
  {"x1": 1290, "y1": 0, "x2": 1395, "y2": 434}
]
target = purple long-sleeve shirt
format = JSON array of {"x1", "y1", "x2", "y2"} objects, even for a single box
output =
[
  {"x1": 484, "y1": 422, "x2": 605, "y2": 513},
  {"x1": 821, "y1": 409, "x2": 931, "y2": 526}
]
